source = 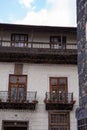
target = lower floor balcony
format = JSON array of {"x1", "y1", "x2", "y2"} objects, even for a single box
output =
[
  {"x1": 0, "y1": 91, "x2": 38, "y2": 110},
  {"x1": 44, "y1": 92, "x2": 76, "y2": 110}
]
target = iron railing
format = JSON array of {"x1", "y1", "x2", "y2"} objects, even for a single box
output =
[
  {"x1": 45, "y1": 92, "x2": 74, "y2": 104},
  {"x1": 0, "y1": 40, "x2": 77, "y2": 50},
  {"x1": 0, "y1": 91, "x2": 37, "y2": 103}
]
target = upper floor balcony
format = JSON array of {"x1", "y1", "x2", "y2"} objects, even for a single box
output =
[
  {"x1": 0, "y1": 91, "x2": 38, "y2": 110},
  {"x1": 0, "y1": 40, "x2": 77, "y2": 64},
  {"x1": 44, "y1": 92, "x2": 76, "y2": 110}
]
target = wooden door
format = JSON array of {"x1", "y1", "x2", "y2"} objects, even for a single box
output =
[
  {"x1": 9, "y1": 75, "x2": 27, "y2": 102},
  {"x1": 50, "y1": 77, "x2": 67, "y2": 102}
]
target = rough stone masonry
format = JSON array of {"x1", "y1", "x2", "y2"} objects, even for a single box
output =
[{"x1": 77, "y1": 0, "x2": 87, "y2": 107}]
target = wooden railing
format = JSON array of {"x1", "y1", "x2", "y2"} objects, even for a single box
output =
[{"x1": 0, "y1": 40, "x2": 77, "y2": 50}]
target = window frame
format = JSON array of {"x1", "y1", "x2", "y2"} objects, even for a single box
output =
[
  {"x1": 11, "y1": 33, "x2": 28, "y2": 47},
  {"x1": 49, "y1": 77, "x2": 68, "y2": 102},
  {"x1": 50, "y1": 36, "x2": 66, "y2": 49},
  {"x1": 50, "y1": 77, "x2": 68, "y2": 93},
  {"x1": 78, "y1": 118, "x2": 87, "y2": 130},
  {"x1": 8, "y1": 74, "x2": 27, "y2": 101},
  {"x1": 2, "y1": 120, "x2": 29, "y2": 130},
  {"x1": 49, "y1": 111, "x2": 70, "y2": 130}
]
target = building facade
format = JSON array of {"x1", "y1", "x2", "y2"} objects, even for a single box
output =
[
  {"x1": 76, "y1": 1, "x2": 87, "y2": 129},
  {"x1": 0, "y1": 23, "x2": 78, "y2": 130},
  {"x1": 77, "y1": 0, "x2": 87, "y2": 107}
]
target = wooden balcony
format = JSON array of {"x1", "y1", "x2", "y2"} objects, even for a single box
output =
[
  {"x1": 0, "y1": 40, "x2": 77, "y2": 64},
  {"x1": 0, "y1": 91, "x2": 38, "y2": 110},
  {"x1": 44, "y1": 92, "x2": 76, "y2": 110}
]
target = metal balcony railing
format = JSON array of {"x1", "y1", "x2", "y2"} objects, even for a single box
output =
[
  {"x1": 45, "y1": 92, "x2": 74, "y2": 104},
  {"x1": 0, "y1": 40, "x2": 77, "y2": 50},
  {"x1": 0, "y1": 91, "x2": 37, "y2": 103}
]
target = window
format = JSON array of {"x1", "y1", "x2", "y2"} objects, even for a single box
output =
[
  {"x1": 50, "y1": 77, "x2": 67, "y2": 102},
  {"x1": 62, "y1": 36, "x2": 66, "y2": 43},
  {"x1": 49, "y1": 111, "x2": 70, "y2": 130},
  {"x1": 11, "y1": 34, "x2": 28, "y2": 47},
  {"x1": 3, "y1": 121, "x2": 28, "y2": 130},
  {"x1": 9, "y1": 75, "x2": 27, "y2": 102},
  {"x1": 50, "y1": 77, "x2": 67, "y2": 94},
  {"x1": 78, "y1": 118, "x2": 87, "y2": 130},
  {"x1": 50, "y1": 36, "x2": 61, "y2": 43},
  {"x1": 50, "y1": 36, "x2": 66, "y2": 49}
]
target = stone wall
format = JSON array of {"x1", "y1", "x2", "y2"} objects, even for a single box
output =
[
  {"x1": 0, "y1": 104, "x2": 48, "y2": 130},
  {"x1": 77, "y1": 0, "x2": 87, "y2": 107}
]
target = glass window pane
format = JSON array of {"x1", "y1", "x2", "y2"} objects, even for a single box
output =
[
  {"x1": 18, "y1": 87, "x2": 25, "y2": 101},
  {"x1": 59, "y1": 79, "x2": 66, "y2": 85},
  {"x1": 54, "y1": 38, "x2": 58, "y2": 43},
  {"x1": 51, "y1": 113, "x2": 68, "y2": 124},
  {"x1": 15, "y1": 35, "x2": 19, "y2": 41},
  {"x1": 20, "y1": 35, "x2": 28, "y2": 41},
  {"x1": 20, "y1": 35, "x2": 24, "y2": 41},
  {"x1": 50, "y1": 37, "x2": 54, "y2": 42},
  {"x1": 10, "y1": 76, "x2": 17, "y2": 83},
  {"x1": 18, "y1": 76, "x2": 26, "y2": 83},
  {"x1": 51, "y1": 79, "x2": 57, "y2": 86},
  {"x1": 50, "y1": 112, "x2": 69, "y2": 130},
  {"x1": 62, "y1": 36, "x2": 66, "y2": 43},
  {"x1": 11, "y1": 34, "x2": 28, "y2": 42},
  {"x1": 11, "y1": 87, "x2": 17, "y2": 101},
  {"x1": 58, "y1": 36, "x2": 61, "y2": 42},
  {"x1": 24, "y1": 36, "x2": 28, "y2": 41}
]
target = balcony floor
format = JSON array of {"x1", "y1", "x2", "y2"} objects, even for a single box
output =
[
  {"x1": 0, "y1": 102, "x2": 36, "y2": 110},
  {"x1": 45, "y1": 102, "x2": 74, "y2": 110},
  {"x1": 0, "y1": 47, "x2": 77, "y2": 64}
]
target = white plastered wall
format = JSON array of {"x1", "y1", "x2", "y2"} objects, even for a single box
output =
[{"x1": 0, "y1": 63, "x2": 79, "y2": 130}]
